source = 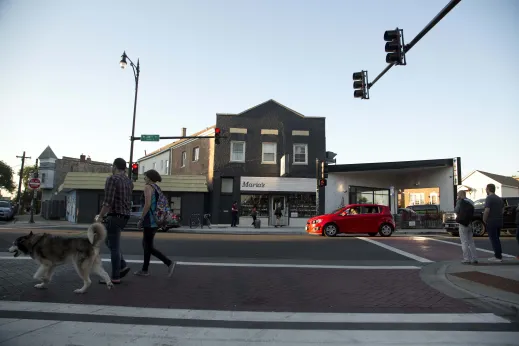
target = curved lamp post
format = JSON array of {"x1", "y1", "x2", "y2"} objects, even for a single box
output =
[{"x1": 119, "y1": 51, "x2": 140, "y2": 180}]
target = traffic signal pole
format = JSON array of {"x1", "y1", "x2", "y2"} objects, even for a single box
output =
[
  {"x1": 29, "y1": 159, "x2": 38, "y2": 224},
  {"x1": 368, "y1": 0, "x2": 462, "y2": 89}
]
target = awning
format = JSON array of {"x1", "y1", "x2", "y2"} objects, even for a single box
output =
[{"x1": 58, "y1": 172, "x2": 208, "y2": 193}]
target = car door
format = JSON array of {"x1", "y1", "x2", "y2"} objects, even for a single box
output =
[
  {"x1": 503, "y1": 198, "x2": 519, "y2": 229},
  {"x1": 335, "y1": 207, "x2": 359, "y2": 233}
]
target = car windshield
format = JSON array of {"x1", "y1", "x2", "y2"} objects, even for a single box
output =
[
  {"x1": 473, "y1": 199, "x2": 485, "y2": 208},
  {"x1": 0, "y1": 201, "x2": 10, "y2": 208}
]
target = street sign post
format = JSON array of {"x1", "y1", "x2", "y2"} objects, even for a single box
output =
[
  {"x1": 28, "y1": 178, "x2": 41, "y2": 189},
  {"x1": 140, "y1": 134, "x2": 160, "y2": 142}
]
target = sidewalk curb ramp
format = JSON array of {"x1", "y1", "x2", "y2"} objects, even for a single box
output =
[{"x1": 420, "y1": 261, "x2": 519, "y2": 319}]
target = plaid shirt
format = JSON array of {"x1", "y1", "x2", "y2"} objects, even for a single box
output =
[{"x1": 103, "y1": 173, "x2": 133, "y2": 216}]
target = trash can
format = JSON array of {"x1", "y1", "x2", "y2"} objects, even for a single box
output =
[{"x1": 254, "y1": 219, "x2": 261, "y2": 228}]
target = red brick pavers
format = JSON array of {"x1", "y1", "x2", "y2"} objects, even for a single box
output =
[
  {"x1": 370, "y1": 237, "x2": 490, "y2": 262},
  {"x1": 0, "y1": 261, "x2": 485, "y2": 314}
]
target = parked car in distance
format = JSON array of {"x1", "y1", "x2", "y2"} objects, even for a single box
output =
[
  {"x1": 0, "y1": 200, "x2": 15, "y2": 221},
  {"x1": 442, "y1": 197, "x2": 519, "y2": 237},
  {"x1": 306, "y1": 204, "x2": 395, "y2": 237},
  {"x1": 406, "y1": 204, "x2": 440, "y2": 214}
]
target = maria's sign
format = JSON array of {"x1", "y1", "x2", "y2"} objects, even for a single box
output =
[{"x1": 240, "y1": 176, "x2": 315, "y2": 193}]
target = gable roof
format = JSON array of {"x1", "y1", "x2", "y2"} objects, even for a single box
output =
[
  {"x1": 477, "y1": 170, "x2": 519, "y2": 188},
  {"x1": 216, "y1": 99, "x2": 324, "y2": 119},
  {"x1": 137, "y1": 126, "x2": 215, "y2": 161},
  {"x1": 38, "y1": 146, "x2": 58, "y2": 160}
]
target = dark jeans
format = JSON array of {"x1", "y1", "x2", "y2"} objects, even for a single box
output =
[
  {"x1": 231, "y1": 213, "x2": 238, "y2": 227},
  {"x1": 142, "y1": 227, "x2": 171, "y2": 271},
  {"x1": 251, "y1": 215, "x2": 257, "y2": 225},
  {"x1": 486, "y1": 220, "x2": 503, "y2": 259},
  {"x1": 104, "y1": 216, "x2": 128, "y2": 279}
]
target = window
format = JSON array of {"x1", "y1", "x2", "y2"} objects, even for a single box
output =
[
  {"x1": 221, "y1": 178, "x2": 233, "y2": 194},
  {"x1": 192, "y1": 147, "x2": 200, "y2": 162},
  {"x1": 181, "y1": 151, "x2": 187, "y2": 167},
  {"x1": 160, "y1": 160, "x2": 164, "y2": 171},
  {"x1": 41, "y1": 173, "x2": 46, "y2": 183},
  {"x1": 230, "y1": 141, "x2": 245, "y2": 162},
  {"x1": 262, "y1": 142, "x2": 277, "y2": 164},
  {"x1": 241, "y1": 195, "x2": 269, "y2": 217},
  {"x1": 141, "y1": 165, "x2": 145, "y2": 173},
  {"x1": 165, "y1": 160, "x2": 169, "y2": 174},
  {"x1": 410, "y1": 193, "x2": 425, "y2": 205},
  {"x1": 429, "y1": 193, "x2": 438, "y2": 205},
  {"x1": 152, "y1": 162, "x2": 156, "y2": 170},
  {"x1": 293, "y1": 144, "x2": 308, "y2": 164}
]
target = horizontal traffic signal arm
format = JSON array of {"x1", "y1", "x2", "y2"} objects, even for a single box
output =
[{"x1": 133, "y1": 135, "x2": 226, "y2": 140}]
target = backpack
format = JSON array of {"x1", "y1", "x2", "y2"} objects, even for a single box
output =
[
  {"x1": 455, "y1": 199, "x2": 474, "y2": 227},
  {"x1": 150, "y1": 184, "x2": 170, "y2": 228}
]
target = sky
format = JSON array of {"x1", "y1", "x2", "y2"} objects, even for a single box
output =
[{"x1": 1, "y1": 0, "x2": 518, "y2": 196}]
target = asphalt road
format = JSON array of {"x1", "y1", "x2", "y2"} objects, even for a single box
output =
[{"x1": 428, "y1": 235, "x2": 518, "y2": 257}]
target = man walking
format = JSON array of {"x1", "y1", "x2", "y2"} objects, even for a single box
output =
[
  {"x1": 483, "y1": 183, "x2": 504, "y2": 262},
  {"x1": 455, "y1": 191, "x2": 478, "y2": 264},
  {"x1": 95, "y1": 158, "x2": 133, "y2": 284}
]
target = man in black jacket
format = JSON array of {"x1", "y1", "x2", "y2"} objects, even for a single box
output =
[{"x1": 455, "y1": 190, "x2": 478, "y2": 264}]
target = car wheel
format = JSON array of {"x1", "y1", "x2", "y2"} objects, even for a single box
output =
[
  {"x1": 471, "y1": 220, "x2": 485, "y2": 237},
  {"x1": 368, "y1": 232, "x2": 377, "y2": 237},
  {"x1": 378, "y1": 224, "x2": 394, "y2": 237},
  {"x1": 323, "y1": 223, "x2": 338, "y2": 237}
]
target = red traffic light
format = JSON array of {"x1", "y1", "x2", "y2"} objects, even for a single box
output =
[
  {"x1": 131, "y1": 163, "x2": 138, "y2": 170},
  {"x1": 215, "y1": 127, "x2": 221, "y2": 135}
]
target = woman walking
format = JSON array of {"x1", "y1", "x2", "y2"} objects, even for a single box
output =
[{"x1": 135, "y1": 169, "x2": 175, "y2": 277}]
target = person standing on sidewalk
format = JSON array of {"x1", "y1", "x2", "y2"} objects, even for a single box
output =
[
  {"x1": 94, "y1": 158, "x2": 132, "y2": 284},
  {"x1": 455, "y1": 191, "x2": 478, "y2": 264},
  {"x1": 515, "y1": 204, "x2": 519, "y2": 260},
  {"x1": 231, "y1": 201, "x2": 238, "y2": 227},
  {"x1": 483, "y1": 183, "x2": 504, "y2": 262},
  {"x1": 134, "y1": 169, "x2": 175, "y2": 277}
]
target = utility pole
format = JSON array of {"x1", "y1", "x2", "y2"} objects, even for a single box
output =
[
  {"x1": 29, "y1": 159, "x2": 38, "y2": 224},
  {"x1": 315, "y1": 159, "x2": 320, "y2": 216},
  {"x1": 15, "y1": 151, "x2": 30, "y2": 208}
]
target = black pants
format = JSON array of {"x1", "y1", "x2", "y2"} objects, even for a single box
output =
[
  {"x1": 142, "y1": 227, "x2": 172, "y2": 271},
  {"x1": 231, "y1": 213, "x2": 238, "y2": 227},
  {"x1": 251, "y1": 215, "x2": 257, "y2": 225},
  {"x1": 486, "y1": 220, "x2": 503, "y2": 259}
]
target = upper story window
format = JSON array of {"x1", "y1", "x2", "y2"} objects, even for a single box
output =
[
  {"x1": 262, "y1": 142, "x2": 277, "y2": 164},
  {"x1": 160, "y1": 160, "x2": 164, "y2": 170},
  {"x1": 293, "y1": 143, "x2": 308, "y2": 165},
  {"x1": 181, "y1": 151, "x2": 187, "y2": 167},
  {"x1": 141, "y1": 165, "x2": 145, "y2": 174},
  {"x1": 230, "y1": 141, "x2": 245, "y2": 163},
  {"x1": 152, "y1": 162, "x2": 156, "y2": 170},
  {"x1": 192, "y1": 147, "x2": 200, "y2": 162},
  {"x1": 165, "y1": 160, "x2": 169, "y2": 174},
  {"x1": 41, "y1": 173, "x2": 46, "y2": 183}
]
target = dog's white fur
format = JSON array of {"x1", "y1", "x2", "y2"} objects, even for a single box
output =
[{"x1": 8, "y1": 223, "x2": 113, "y2": 294}]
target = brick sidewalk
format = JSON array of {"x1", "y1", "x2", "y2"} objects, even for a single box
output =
[{"x1": 0, "y1": 259, "x2": 485, "y2": 314}]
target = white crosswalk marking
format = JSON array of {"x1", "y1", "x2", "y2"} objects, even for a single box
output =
[{"x1": 0, "y1": 302, "x2": 517, "y2": 345}]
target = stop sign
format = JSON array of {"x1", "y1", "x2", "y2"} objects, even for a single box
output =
[{"x1": 28, "y1": 178, "x2": 41, "y2": 189}]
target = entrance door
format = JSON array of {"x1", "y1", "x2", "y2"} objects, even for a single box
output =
[
  {"x1": 270, "y1": 196, "x2": 288, "y2": 226},
  {"x1": 219, "y1": 195, "x2": 234, "y2": 225}
]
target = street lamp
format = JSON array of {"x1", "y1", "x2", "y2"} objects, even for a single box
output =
[{"x1": 119, "y1": 50, "x2": 140, "y2": 180}]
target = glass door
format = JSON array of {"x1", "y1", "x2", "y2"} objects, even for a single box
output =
[{"x1": 270, "y1": 195, "x2": 288, "y2": 226}]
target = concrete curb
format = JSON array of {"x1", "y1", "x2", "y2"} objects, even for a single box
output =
[{"x1": 419, "y1": 261, "x2": 519, "y2": 319}]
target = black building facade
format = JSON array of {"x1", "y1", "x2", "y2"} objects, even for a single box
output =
[{"x1": 211, "y1": 99, "x2": 326, "y2": 227}]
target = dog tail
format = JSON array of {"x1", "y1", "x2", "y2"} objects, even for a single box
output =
[{"x1": 87, "y1": 222, "x2": 107, "y2": 247}]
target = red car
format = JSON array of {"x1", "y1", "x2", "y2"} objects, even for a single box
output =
[{"x1": 306, "y1": 204, "x2": 395, "y2": 237}]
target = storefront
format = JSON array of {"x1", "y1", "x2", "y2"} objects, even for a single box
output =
[{"x1": 239, "y1": 176, "x2": 317, "y2": 227}]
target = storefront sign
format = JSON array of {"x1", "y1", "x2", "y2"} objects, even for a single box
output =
[{"x1": 240, "y1": 176, "x2": 315, "y2": 193}]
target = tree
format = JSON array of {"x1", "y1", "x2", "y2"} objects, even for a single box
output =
[
  {"x1": 19, "y1": 165, "x2": 37, "y2": 189},
  {"x1": 0, "y1": 160, "x2": 15, "y2": 193}
]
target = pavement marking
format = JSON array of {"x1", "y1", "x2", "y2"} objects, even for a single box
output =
[
  {"x1": 414, "y1": 236, "x2": 516, "y2": 258},
  {"x1": 356, "y1": 237, "x2": 433, "y2": 263},
  {"x1": 0, "y1": 255, "x2": 420, "y2": 269},
  {"x1": 0, "y1": 301, "x2": 510, "y2": 323}
]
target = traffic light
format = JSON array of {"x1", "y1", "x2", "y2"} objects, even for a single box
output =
[
  {"x1": 131, "y1": 163, "x2": 139, "y2": 181},
  {"x1": 214, "y1": 127, "x2": 221, "y2": 145},
  {"x1": 321, "y1": 160, "x2": 329, "y2": 179},
  {"x1": 384, "y1": 28, "x2": 406, "y2": 65},
  {"x1": 353, "y1": 71, "x2": 369, "y2": 99},
  {"x1": 319, "y1": 179, "x2": 327, "y2": 187}
]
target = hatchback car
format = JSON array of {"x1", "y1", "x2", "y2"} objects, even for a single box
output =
[
  {"x1": 306, "y1": 204, "x2": 395, "y2": 237},
  {"x1": 0, "y1": 200, "x2": 15, "y2": 221}
]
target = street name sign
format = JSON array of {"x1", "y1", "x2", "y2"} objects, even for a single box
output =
[{"x1": 141, "y1": 134, "x2": 160, "y2": 142}]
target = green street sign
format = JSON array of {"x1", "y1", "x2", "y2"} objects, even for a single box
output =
[{"x1": 141, "y1": 134, "x2": 160, "y2": 142}]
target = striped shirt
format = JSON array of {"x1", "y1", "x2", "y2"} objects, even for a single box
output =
[{"x1": 102, "y1": 173, "x2": 133, "y2": 216}]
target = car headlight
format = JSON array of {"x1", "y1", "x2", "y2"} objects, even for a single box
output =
[{"x1": 312, "y1": 219, "x2": 322, "y2": 224}]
